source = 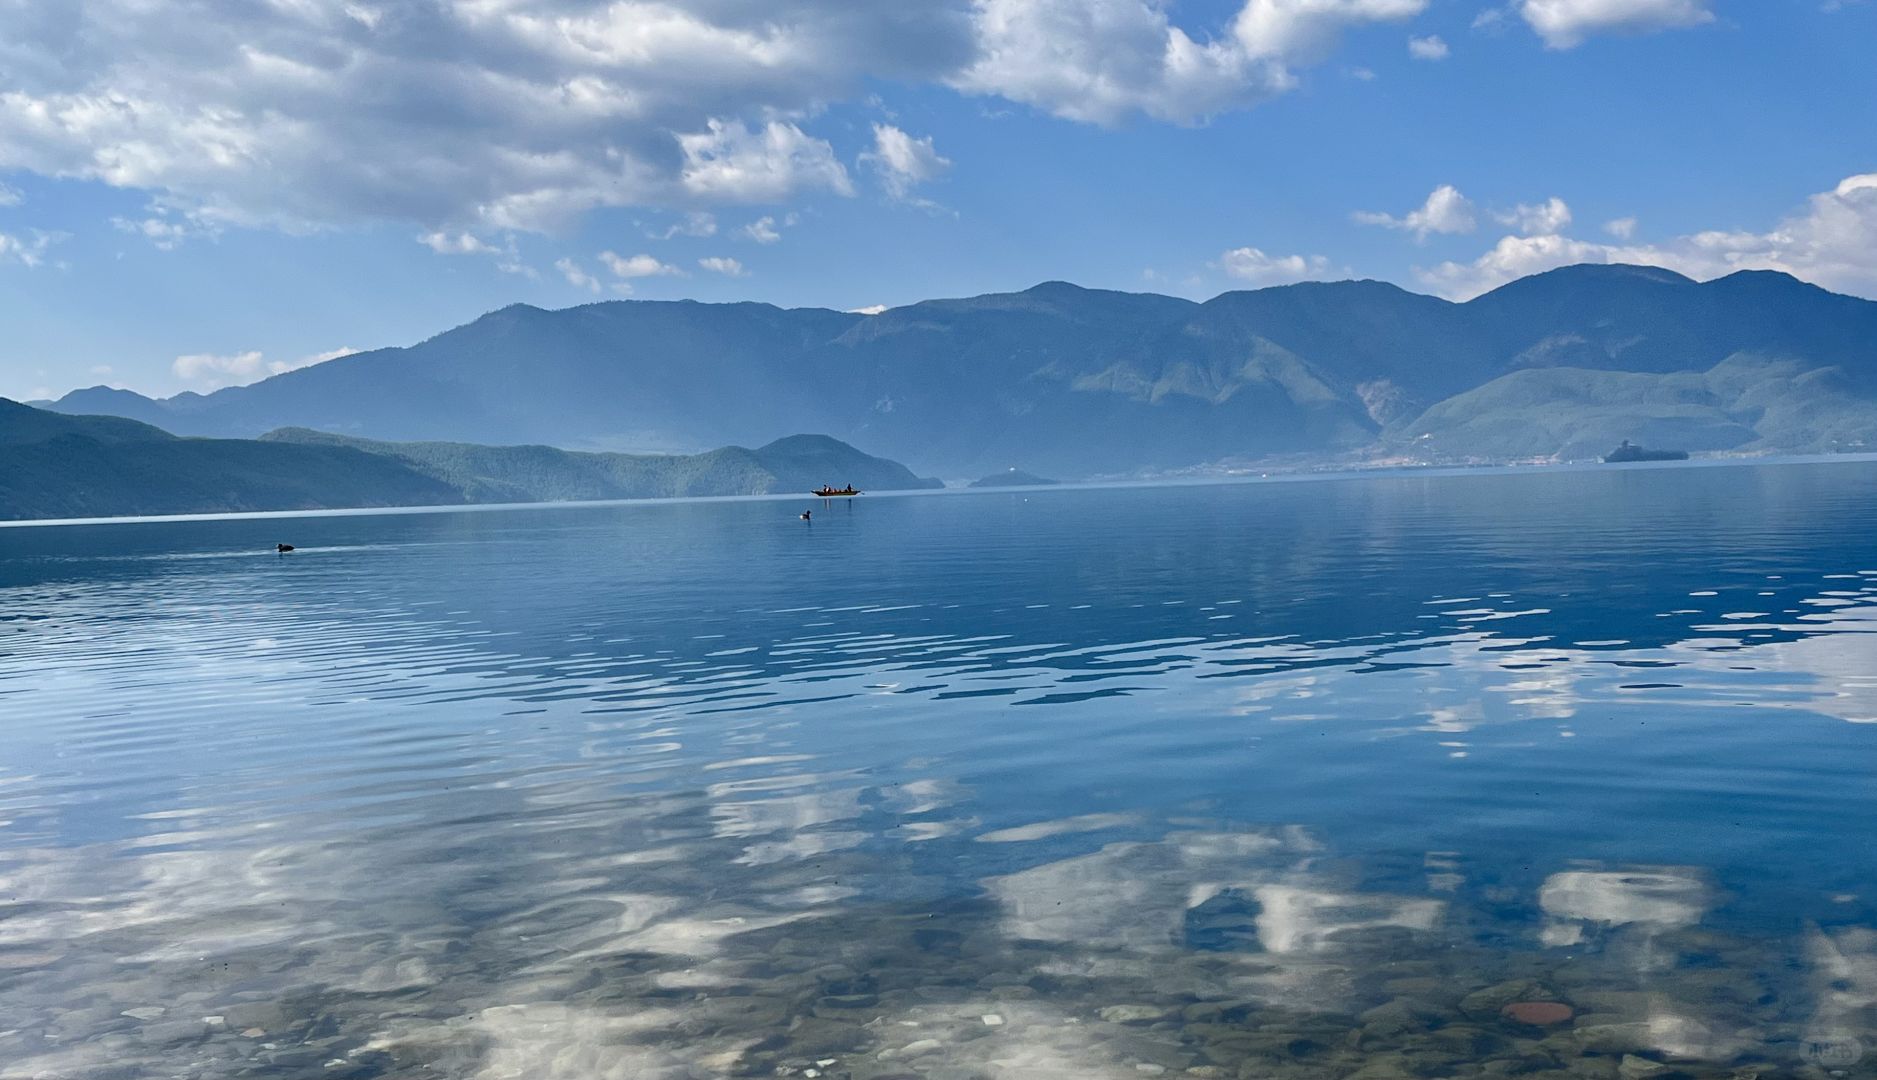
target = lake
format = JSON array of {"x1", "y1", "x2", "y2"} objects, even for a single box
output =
[{"x1": 1, "y1": 460, "x2": 1874, "y2": 1079}]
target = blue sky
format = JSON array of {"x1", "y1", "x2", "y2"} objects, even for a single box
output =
[{"x1": 1, "y1": 0, "x2": 1874, "y2": 400}]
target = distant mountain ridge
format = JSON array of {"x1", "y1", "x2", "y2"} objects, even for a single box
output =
[
  {"x1": 260, "y1": 430, "x2": 942, "y2": 503},
  {"x1": 0, "y1": 400, "x2": 937, "y2": 521},
  {"x1": 46, "y1": 265, "x2": 1877, "y2": 472}
]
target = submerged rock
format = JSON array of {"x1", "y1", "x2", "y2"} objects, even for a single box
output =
[
  {"x1": 1101, "y1": 1004, "x2": 1176, "y2": 1024},
  {"x1": 1617, "y1": 1054, "x2": 1670, "y2": 1079},
  {"x1": 1503, "y1": 1001, "x2": 1575, "y2": 1026},
  {"x1": 1462, "y1": 980, "x2": 1563, "y2": 1022}
]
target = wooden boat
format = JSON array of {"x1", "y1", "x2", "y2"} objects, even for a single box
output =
[{"x1": 812, "y1": 486, "x2": 862, "y2": 497}]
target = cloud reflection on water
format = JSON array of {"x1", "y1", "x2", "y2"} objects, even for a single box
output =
[{"x1": 4, "y1": 467, "x2": 1877, "y2": 1074}]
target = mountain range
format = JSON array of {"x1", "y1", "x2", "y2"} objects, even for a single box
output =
[
  {"x1": 40, "y1": 263, "x2": 1877, "y2": 475},
  {"x1": 0, "y1": 400, "x2": 936, "y2": 521}
]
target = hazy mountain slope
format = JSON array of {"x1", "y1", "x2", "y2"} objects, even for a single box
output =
[
  {"x1": 44, "y1": 265, "x2": 1877, "y2": 471},
  {"x1": 0, "y1": 400, "x2": 463, "y2": 520},
  {"x1": 72, "y1": 302, "x2": 867, "y2": 450},
  {"x1": 258, "y1": 430, "x2": 942, "y2": 501},
  {"x1": 1158, "y1": 280, "x2": 1489, "y2": 420},
  {"x1": 1467, "y1": 266, "x2": 1877, "y2": 378},
  {"x1": 1396, "y1": 353, "x2": 1877, "y2": 459}
]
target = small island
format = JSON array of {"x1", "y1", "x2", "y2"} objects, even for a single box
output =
[
  {"x1": 969, "y1": 468, "x2": 1059, "y2": 488},
  {"x1": 1606, "y1": 441, "x2": 1696, "y2": 462}
]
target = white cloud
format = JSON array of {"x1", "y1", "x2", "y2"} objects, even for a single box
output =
[
  {"x1": 419, "y1": 231, "x2": 496, "y2": 256},
  {"x1": 1472, "y1": 7, "x2": 1512, "y2": 31},
  {"x1": 1408, "y1": 34, "x2": 1450, "y2": 59},
  {"x1": 848, "y1": 304, "x2": 889, "y2": 315},
  {"x1": 110, "y1": 206, "x2": 215, "y2": 250},
  {"x1": 112, "y1": 216, "x2": 189, "y2": 250},
  {"x1": 1353, "y1": 184, "x2": 1476, "y2": 240},
  {"x1": 1493, "y1": 196, "x2": 1572, "y2": 235},
  {"x1": 742, "y1": 216, "x2": 784, "y2": 244},
  {"x1": 556, "y1": 257, "x2": 602, "y2": 294},
  {"x1": 1234, "y1": 0, "x2": 1433, "y2": 60},
  {"x1": 1416, "y1": 232, "x2": 1617, "y2": 298},
  {"x1": 698, "y1": 256, "x2": 747, "y2": 277},
  {"x1": 0, "y1": 2, "x2": 966, "y2": 233},
  {"x1": 1417, "y1": 173, "x2": 1877, "y2": 300},
  {"x1": 1216, "y1": 245, "x2": 1333, "y2": 285},
  {"x1": 421, "y1": 230, "x2": 534, "y2": 278},
  {"x1": 172, "y1": 345, "x2": 357, "y2": 391},
  {"x1": 1603, "y1": 215, "x2": 1638, "y2": 239},
  {"x1": 1519, "y1": 0, "x2": 1714, "y2": 48},
  {"x1": 0, "y1": 0, "x2": 1433, "y2": 233},
  {"x1": 0, "y1": 181, "x2": 20, "y2": 206},
  {"x1": 678, "y1": 119, "x2": 853, "y2": 203},
  {"x1": 649, "y1": 212, "x2": 717, "y2": 240},
  {"x1": 951, "y1": 0, "x2": 1427, "y2": 125},
  {"x1": 0, "y1": 229, "x2": 59, "y2": 267},
  {"x1": 860, "y1": 123, "x2": 952, "y2": 201},
  {"x1": 599, "y1": 251, "x2": 682, "y2": 279}
]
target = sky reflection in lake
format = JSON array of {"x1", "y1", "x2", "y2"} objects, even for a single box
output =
[{"x1": 1, "y1": 460, "x2": 1874, "y2": 1078}]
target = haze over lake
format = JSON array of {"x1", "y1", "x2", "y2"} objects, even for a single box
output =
[{"x1": 3, "y1": 459, "x2": 1874, "y2": 1077}]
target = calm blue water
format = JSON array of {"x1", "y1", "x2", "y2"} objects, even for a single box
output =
[{"x1": 2, "y1": 461, "x2": 1875, "y2": 1078}]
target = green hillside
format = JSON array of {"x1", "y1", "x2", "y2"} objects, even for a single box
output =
[
  {"x1": 1395, "y1": 354, "x2": 1877, "y2": 460},
  {"x1": 259, "y1": 429, "x2": 942, "y2": 501},
  {"x1": 0, "y1": 399, "x2": 462, "y2": 520},
  {"x1": 0, "y1": 400, "x2": 939, "y2": 522}
]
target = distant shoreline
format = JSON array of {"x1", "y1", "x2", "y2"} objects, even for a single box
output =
[{"x1": 10, "y1": 450, "x2": 1877, "y2": 530}]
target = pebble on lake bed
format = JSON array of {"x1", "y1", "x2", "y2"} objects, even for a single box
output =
[{"x1": 1500, "y1": 1001, "x2": 1574, "y2": 1025}]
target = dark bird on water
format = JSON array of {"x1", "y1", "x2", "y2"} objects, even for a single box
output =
[
  {"x1": 276, "y1": 543, "x2": 295, "y2": 553},
  {"x1": 800, "y1": 510, "x2": 811, "y2": 521}
]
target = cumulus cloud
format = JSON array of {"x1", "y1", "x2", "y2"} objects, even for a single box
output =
[
  {"x1": 556, "y1": 257, "x2": 602, "y2": 294},
  {"x1": 172, "y1": 345, "x2": 357, "y2": 391},
  {"x1": 1408, "y1": 34, "x2": 1451, "y2": 59},
  {"x1": 1417, "y1": 173, "x2": 1877, "y2": 300},
  {"x1": 1493, "y1": 196, "x2": 1572, "y2": 235},
  {"x1": 742, "y1": 215, "x2": 785, "y2": 244},
  {"x1": 951, "y1": 0, "x2": 1428, "y2": 125},
  {"x1": 419, "y1": 229, "x2": 533, "y2": 277},
  {"x1": 698, "y1": 256, "x2": 747, "y2": 277},
  {"x1": 1604, "y1": 215, "x2": 1638, "y2": 239},
  {"x1": 1520, "y1": 0, "x2": 1715, "y2": 48},
  {"x1": 1216, "y1": 245, "x2": 1333, "y2": 285},
  {"x1": 110, "y1": 205, "x2": 217, "y2": 250},
  {"x1": 1353, "y1": 184, "x2": 1477, "y2": 240},
  {"x1": 860, "y1": 123, "x2": 952, "y2": 201},
  {"x1": 0, "y1": 229, "x2": 58, "y2": 267},
  {"x1": 677, "y1": 119, "x2": 854, "y2": 202},
  {"x1": 419, "y1": 231, "x2": 496, "y2": 256},
  {"x1": 0, "y1": 2, "x2": 969, "y2": 235},
  {"x1": 1236, "y1": 0, "x2": 1433, "y2": 59},
  {"x1": 111, "y1": 216, "x2": 189, "y2": 250},
  {"x1": 599, "y1": 251, "x2": 682, "y2": 280},
  {"x1": 1417, "y1": 232, "x2": 1616, "y2": 298},
  {"x1": 649, "y1": 211, "x2": 717, "y2": 240},
  {"x1": 0, "y1": 0, "x2": 1439, "y2": 236},
  {"x1": 1472, "y1": 7, "x2": 1512, "y2": 32}
]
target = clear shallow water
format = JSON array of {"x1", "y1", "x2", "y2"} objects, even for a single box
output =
[{"x1": 1, "y1": 462, "x2": 1875, "y2": 1079}]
